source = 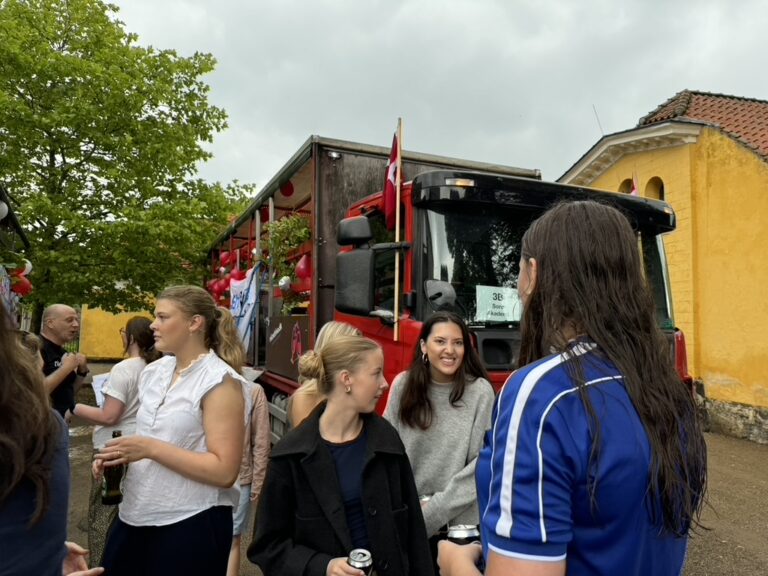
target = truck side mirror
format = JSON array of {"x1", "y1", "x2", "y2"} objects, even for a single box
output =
[
  {"x1": 337, "y1": 216, "x2": 373, "y2": 247},
  {"x1": 335, "y1": 248, "x2": 374, "y2": 315}
]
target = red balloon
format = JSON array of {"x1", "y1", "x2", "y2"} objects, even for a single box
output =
[
  {"x1": 231, "y1": 268, "x2": 246, "y2": 281},
  {"x1": 295, "y1": 254, "x2": 312, "y2": 280},
  {"x1": 259, "y1": 207, "x2": 269, "y2": 223},
  {"x1": 11, "y1": 275, "x2": 33, "y2": 297},
  {"x1": 280, "y1": 181, "x2": 294, "y2": 198},
  {"x1": 214, "y1": 278, "x2": 229, "y2": 294},
  {"x1": 220, "y1": 251, "x2": 231, "y2": 267},
  {"x1": 206, "y1": 278, "x2": 217, "y2": 292}
]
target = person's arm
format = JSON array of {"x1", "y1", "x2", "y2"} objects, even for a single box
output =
[
  {"x1": 250, "y1": 385, "x2": 271, "y2": 502},
  {"x1": 437, "y1": 542, "x2": 565, "y2": 576},
  {"x1": 72, "y1": 362, "x2": 132, "y2": 425},
  {"x1": 97, "y1": 375, "x2": 244, "y2": 488},
  {"x1": 44, "y1": 353, "x2": 79, "y2": 394},
  {"x1": 72, "y1": 395, "x2": 126, "y2": 426}
]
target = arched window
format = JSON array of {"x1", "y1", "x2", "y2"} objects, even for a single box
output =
[
  {"x1": 645, "y1": 177, "x2": 665, "y2": 201},
  {"x1": 618, "y1": 178, "x2": 633, "y2": 194}
]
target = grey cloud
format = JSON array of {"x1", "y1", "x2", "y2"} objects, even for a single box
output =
[{"x1": 113, "y1": 0, "x2": 768, "y2": 186}]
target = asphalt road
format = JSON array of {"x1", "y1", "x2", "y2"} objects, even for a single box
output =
[{"x1": 66, "y1": 379, "x2": 768, "y2": 575}]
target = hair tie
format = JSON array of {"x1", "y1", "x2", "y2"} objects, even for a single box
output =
[{"x1": 214, "y1": 308, "x2": 223, "y2": 320}]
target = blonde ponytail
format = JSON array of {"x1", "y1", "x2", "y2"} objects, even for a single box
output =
[{"x1": 212, "y1": 307, "x2": 245, "y2": 374}]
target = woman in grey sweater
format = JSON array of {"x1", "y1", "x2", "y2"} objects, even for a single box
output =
[{"x1": 384, "y1": 311, "x2": 495, "y2": 556}]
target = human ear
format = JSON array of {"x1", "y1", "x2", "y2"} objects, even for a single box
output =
[
  {"x1": 188, "y1": 314, "x2": 205, "y2": 334},
  {"x1": 526, "y1": 258, "x2": 538, "y2": 296}
]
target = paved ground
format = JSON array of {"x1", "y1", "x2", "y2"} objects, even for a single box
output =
[{"x1": 67, "y1": 373, "x2": 768, "y2": 575}]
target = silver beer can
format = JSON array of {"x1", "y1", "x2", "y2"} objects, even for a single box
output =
[
  {"x1": 447, "y1": 524, "x2": 480, "y2": 545},
  {"x1": 347, "y1": 548, "x2": 373, "y2": 575}
]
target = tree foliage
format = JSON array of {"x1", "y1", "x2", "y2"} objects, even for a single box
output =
[{"x1": 0, "y1": 0, "x2": 250, "y2": 313}]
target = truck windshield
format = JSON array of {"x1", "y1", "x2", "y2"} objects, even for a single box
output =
[
  {"x1": 421, "y1": 205, "x2": 534, "y2": 326},
  {"x1": 421, "y1": 205, "x2": 673, "y2": 329}
]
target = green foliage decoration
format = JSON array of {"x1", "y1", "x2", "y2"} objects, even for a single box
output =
[{"x1": 264, "y1": 213, "x2": 311, "y2": 281}]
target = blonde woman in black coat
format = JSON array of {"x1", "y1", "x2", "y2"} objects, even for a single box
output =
[{"x1": 248, "y1": 335, "x2": 434, "y2": 576}]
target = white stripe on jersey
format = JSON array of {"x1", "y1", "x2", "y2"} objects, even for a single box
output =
[
  {"x1": 495, "y1": 342, "x2": 596, "y2": 537},
  {"x1": 535, "y1": 375, "x2": 623, "y2": 542},
  {"x1": 488, "y1": 542, "x2": 567, "y2": 562}
]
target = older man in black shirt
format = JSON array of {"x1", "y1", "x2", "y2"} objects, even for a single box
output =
[{"x1": 40, "y1": 304, "x2": 89, "y2": 419}]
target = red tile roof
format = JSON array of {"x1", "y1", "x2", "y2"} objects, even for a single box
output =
[{"x1": 638, "y1": 90, "x2": 768, "y2": 160}]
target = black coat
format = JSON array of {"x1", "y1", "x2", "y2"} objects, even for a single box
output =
[{"x1": 247, "y1": 405, "x2": 434, "y2": 576}]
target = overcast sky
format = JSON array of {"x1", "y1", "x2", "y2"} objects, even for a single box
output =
[{"x1": 112, "y1": 0, "x2": 766, "y2": 187}]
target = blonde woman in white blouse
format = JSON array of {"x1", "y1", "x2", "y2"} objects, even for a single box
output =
[{"x1": 95, "y1": 286, "x2": 248, "y2": 576}]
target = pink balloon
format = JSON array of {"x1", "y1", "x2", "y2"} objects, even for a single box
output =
[
  {"x1": 231, "y1": 268, "x2": 246, "y2": 281},
  {"x1": 295, "y1": 254, "x2": 312, "y2": 280},
  {"x1": 220, "y1": 251, "x2": 231, "y2": 267}
]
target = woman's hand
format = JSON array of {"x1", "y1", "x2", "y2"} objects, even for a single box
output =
[
  {"x1": 62, "y1": 541, "x2": 104, "y2": 575},
  {"x1": 326, "y1": 557, "x2": 365, "y2": 576},
  {"x1": 437, "y1": 540, "x2": 483, "y2": 576},
  {"x1": 91, "y1": 456, "x2": 105, "y2": 481},
  {"x1": 96, "y1": 435, "x2": 155, "y2": 467}
]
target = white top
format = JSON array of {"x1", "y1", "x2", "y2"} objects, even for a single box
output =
[
  {"x1": 92, "y1": 357, "x2": 146, "y2": 450},
  {"x1": 119, "y1": 351, "x2": 249, "y2": 527}
]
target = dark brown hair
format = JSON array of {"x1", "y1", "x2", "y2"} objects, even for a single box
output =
[
  {"x1": 124, "y1": 316, "x2": 161, "y2": 364},
  {"x1": 518, "y1": 200, "x2": 706, "y2": 536},
  {"x1": 0, "y1": 306, "x2": 61, "y2": 525},
  {"x1": 397, "y1": 311, "x2": 489, "y2": 430}
]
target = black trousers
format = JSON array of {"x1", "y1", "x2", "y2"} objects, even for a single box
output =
[{"x1": 101, "y1": 506, "x2": 233, "y2": 576}]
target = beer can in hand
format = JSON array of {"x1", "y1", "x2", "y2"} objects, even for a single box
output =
[
  {"x1": 347, "y1": 548, "x2": 373, "y2": 575},
  {"x1": 447, "y1": 524, "x2": 480, "y2": 546}
]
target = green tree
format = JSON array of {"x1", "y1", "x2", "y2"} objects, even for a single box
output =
[{"x1": 0, "y1": 0, "x2": 250, "y2": 320}]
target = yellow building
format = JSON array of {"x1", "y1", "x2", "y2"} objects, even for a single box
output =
[
  {"x1": 79, "y1": 305, "x2": 152, "y2": 361},
  {"x1": 560, "y1": 90, "x2": 768, "y2": 443}
]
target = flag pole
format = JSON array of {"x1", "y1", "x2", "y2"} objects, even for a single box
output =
[{"x1": 393, "y1": 117, "x2": 403, "y2": 341}]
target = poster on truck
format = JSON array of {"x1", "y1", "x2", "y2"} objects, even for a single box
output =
[{"x1": 230, "y1": 266, "x2": 258, "y2": 352}]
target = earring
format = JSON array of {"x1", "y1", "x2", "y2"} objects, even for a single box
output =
[
  {"x1": 345, "y1": 385, "x2": 351, "y2": 394},
  {"x1": 422, "y1": 353, "x2": 429, "y2": 365}
]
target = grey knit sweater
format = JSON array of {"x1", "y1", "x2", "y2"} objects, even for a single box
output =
[{"x1": 383, "y1": 373, "x2": 495, "y2": 537}]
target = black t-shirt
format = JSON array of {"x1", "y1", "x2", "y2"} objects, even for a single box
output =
[
  {"x1": 325, "y1": 429, "x2": 370, "y2": 551},
  {"x1": 41, "y1": 336, "x2": 76, "y2": 418}
]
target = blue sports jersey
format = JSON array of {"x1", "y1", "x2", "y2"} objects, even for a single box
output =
[{"x1": 476, "y1": 342, "x2": 688, "y2": 575}]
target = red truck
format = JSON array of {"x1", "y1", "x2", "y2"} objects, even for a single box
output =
[{"x1": 208, "y1": 136, "x2": 690, "y2": 440}]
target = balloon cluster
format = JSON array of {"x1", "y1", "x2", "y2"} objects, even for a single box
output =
[
  {"x1": 206, "y1": 249, "x2": 250, "y2": 307},
  {"x1": 9, "y1": 258, "x2": 34, "y2": 298}
]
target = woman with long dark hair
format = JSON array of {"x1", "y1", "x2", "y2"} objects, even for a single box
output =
[
  {"x1": 72, "y1": 316, "x2": 161, "y2": 566},
  {"x1": 384, "y1": 311, "x2": 495, "y2": 559},
  {"x1": 94, "y1": 286, "x2": 248, "y2": 576},
  {"x1": 438, "y1": 200, "x2": 707, "y2": 576},
  {"x1": 0, "y1": 304, "x2": 103, "y2": 576}
]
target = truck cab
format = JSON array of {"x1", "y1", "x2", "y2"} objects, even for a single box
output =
[{"x1": 334, "y1": 170, "x2": 687, "y2": 404}]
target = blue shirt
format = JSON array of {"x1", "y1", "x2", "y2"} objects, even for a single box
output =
[
  {"x1": 0, "y1": 411, "x2": 68, "y2": 576},
  {"x1": 476, "y1": 342, "x2": 688, "y2": 575},
  {"x1": 326, "y1": 429, "x2": 370, "y2": 551}
]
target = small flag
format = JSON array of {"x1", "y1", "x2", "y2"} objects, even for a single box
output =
[
  {"x1": 383, "y1": 125, "x2": 400, "y2": 230},
  {"x1": 630, "y1": 172, "x2": 639, "y2": 196}
]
